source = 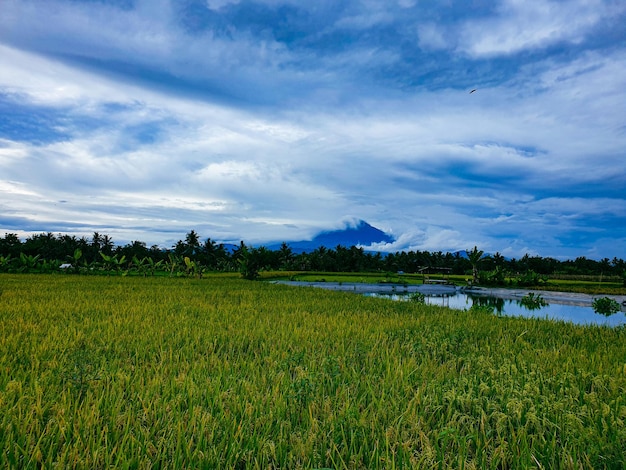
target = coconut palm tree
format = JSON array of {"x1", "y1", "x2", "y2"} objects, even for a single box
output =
[{"x1": 467, "y1": 246, "x2": 485, "y2": 285}]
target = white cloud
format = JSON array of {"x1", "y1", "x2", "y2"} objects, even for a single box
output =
[
  {"x1": 417, "y1": 23, "x2": 450, "y2": 50},
  {"x1": 0, "y1": 0, "x2": 297, "y2": 101},
  {"x1": 206, "y1": 0, "x2": 241, "y2": 11},
  {"x1": 0, "y1": 0, "x2": 625, "y2": 257},
  {"x1": 458, "y1": 0, "x2": 618, "y2": 57}
]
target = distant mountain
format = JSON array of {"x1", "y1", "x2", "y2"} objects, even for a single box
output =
[
  {"x1": 265, "y1": 220, "x2": 395, "y2": 253},
  {"x1": 453, "y1": 250, "x2": 511, "y2": 261}
]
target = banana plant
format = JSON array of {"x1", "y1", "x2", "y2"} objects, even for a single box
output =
[
  {"x1": 18, "y1": 253, "x2": 41, "y2": 273},
  {"x1": 144, "y1": 256, "x2": 163, "y2": 276},
  {"x1": 65, "y1": 248, "x2": 84, "y2": 273},
  {"x1": 131, "y1": 256, "x2": 163, "y2": 277},
  {"x1": 184, "y1": 256, "x2": 196, "y2": 277},
  {"x1": 40, "y1": 259, "x2": 61, "y2": 274},
  {"x1": 99, "y1": 252, "x2": 127, "y2": 274},
  {"x1": 131, "y1": 255, "x2": 149, "y2": 277},
  {"x1": 166, "y1": 253, "x2": 184, "y2": 277},
  {"x1": 0, "y1": 255, "x2": 14, "y2": 273},
  {"x1": 184, "y1": 256, "x2": 205, "y2": 278}
]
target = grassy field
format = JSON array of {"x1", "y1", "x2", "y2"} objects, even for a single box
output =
[{"x1": 1, "y1": 274, "x2": 625, "y2": 468}]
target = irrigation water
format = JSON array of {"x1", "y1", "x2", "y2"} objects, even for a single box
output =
[
  {"x1": 368, "y1": 291, "x2": 626, "y2": 327},
  {"x1": 274, "y1": 281, "x2": 626, "y2": 327}
]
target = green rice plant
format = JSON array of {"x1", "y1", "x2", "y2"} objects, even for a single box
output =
[
  {"x1": 1, "y1": 274, "x2": 625, "y2": 468},
  {"x1": 59, "y1": 337, "x2": 101, "y2": 400}
]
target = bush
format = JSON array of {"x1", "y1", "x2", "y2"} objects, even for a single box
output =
[
  {"x1": 478, "y1": 267, "x2": 506, "y2": 286},
  {"x1": 515, "y1": 270, "x2": 548, "y2": 287}
]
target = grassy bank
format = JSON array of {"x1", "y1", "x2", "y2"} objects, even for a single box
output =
[
  {"x1": 270, "y1": 272, "x2": 626, "y2": 296},
  {"x1": 1, "y1": 274, "x2": 625, "y2": 468}
]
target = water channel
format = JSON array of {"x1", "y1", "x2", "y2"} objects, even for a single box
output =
[{"x1": 274, "y1": 281, "x2": 626, "y2": 327}]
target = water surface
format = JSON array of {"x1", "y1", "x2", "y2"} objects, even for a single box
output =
[
  {"x1": 367, "y1": 291, "x2": 626, "y2": 327},
  {"x1": 272, "y1": 281, "x2": 625, "y2": 327}
]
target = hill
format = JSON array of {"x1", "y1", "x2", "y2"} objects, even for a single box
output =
[{"x1": 265, "y1": 220, "x2": 394, "y2": 253}]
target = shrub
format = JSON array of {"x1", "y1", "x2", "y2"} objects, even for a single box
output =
[
  {"x1": 479, "y1": 267, "x2": 506, "y2": 286},
  {"x1": 515, "y1": 270, "x2": 548, "y2": 287}
]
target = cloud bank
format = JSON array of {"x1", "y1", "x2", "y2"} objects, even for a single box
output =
[{"x1": 0, "y1": 0, "x2": 625, "y2": 259}]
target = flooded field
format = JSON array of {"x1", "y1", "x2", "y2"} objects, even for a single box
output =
[
  {"x1": 368, "y1": 290, "x2": 626, "y2": 327},
  {"x1": 274, "y1": 281, "x2": 626, "y2": 326}
]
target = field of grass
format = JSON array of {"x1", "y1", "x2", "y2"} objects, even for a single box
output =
[
  {"x1": 1, "y1": 274, "x2": 625, "y2": 468},
  {"x1": 535, "y1": 279, "x2": 626, "y2": 296}
]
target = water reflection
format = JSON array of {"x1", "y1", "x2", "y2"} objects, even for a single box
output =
[
  {"x1": 367, "y1": 291, "x2": 626, "y2": 327},
  {"x1": 469, "y1": 295, "x2": 506, "y2": 313},
  {"x1": 274, "y1": 281, "x2": 625, "y2": 327}
]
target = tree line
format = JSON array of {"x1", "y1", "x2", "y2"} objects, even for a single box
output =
[{"x1": 1, "y1": 231, "x2": 625, "y2": 283}]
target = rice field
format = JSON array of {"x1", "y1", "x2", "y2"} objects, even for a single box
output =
[{"x1": 1, "y1": 274, "x2": 625, "y2": 468}]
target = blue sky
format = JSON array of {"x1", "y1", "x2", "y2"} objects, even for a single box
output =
[{"x1": 1, "y1": 0, "x2": 625, "y2": 259}]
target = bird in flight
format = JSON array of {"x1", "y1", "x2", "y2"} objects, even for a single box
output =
[{"x1": 469, "y1": 89, "x2": 477, "y2": 94}]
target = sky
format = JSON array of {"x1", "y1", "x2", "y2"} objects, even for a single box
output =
[{"x1": 1, "y1": 0, "x2": 625, "y2": 260}]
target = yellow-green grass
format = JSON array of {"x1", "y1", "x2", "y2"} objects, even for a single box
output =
[
  {"x1": 535, "y1": 279, "x2": 626, "y2": 296},
  {"x1": 1, "y1": 274, "x2": 625, "y2": 468}
]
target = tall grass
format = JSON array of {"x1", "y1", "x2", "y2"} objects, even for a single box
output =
[{"x1": 1, "y1": 274, "x2": 625, "y2": 468}]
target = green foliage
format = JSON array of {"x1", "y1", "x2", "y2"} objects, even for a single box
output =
[
  {"x1": 18, "y1": 253, "x2": 41, "y2": 273},
  {"x1": 467, "y1": 246, "x2": 485, "y2": 284},
  {"x1": 72, "y1": 247, "x2": 82, "y2": 263},
  {"x1": 99, "y1": 252, "x2": 127, "y2": 273},
  {"x1": 238, "y1": 245, "x2": 260, "y2": 280},
  {"x1": 184, "y1": 256, "x2": 205, "y2": 278},
  {"x1": 409, "y1": 292, "x2": 425, "y2": 303},
  {"x1": 60, "y1": 338, "x2": 101, "y2": 400},
  {"x1": 131, "y1": 255, "x2": 164, "y2": 277},
  {"x1": 2, "y1": 232, "x2": 626, "y2": 291},
  {"x1": 515, "y1": 270, "x2": 549, "y2": 287},
  {"x1": 592, "y1": 297, "x2": 621, "y2": 316},
  {"x1": 166, "y1": 253, "x2": 185, "y2": 277},
  {"x1": 468, "y1": 304, "x2": 495, "y2": 314},
  {"x1": 478, "y1": 266, "x2": 506, "y2": 286},
  {"x1": 0, "y1": 254, "x2": 14, "y2": 272}
]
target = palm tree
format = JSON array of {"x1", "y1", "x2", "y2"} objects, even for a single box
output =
[
  {"x1": 278, "y1": 242, "x2": 294, "y2": 270},
  {"x1": 184, "y1": 230, "x2": 201, "y2": 258},
  {"x1": 467, "y1": 246, "x2": 485, "y2": 285},
  {"x1": 492, "y1": 252, "x2": 504, "y2": 267},
  {"x1": 101, "y1": 235, "x2": 114, "y2": 255}
]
